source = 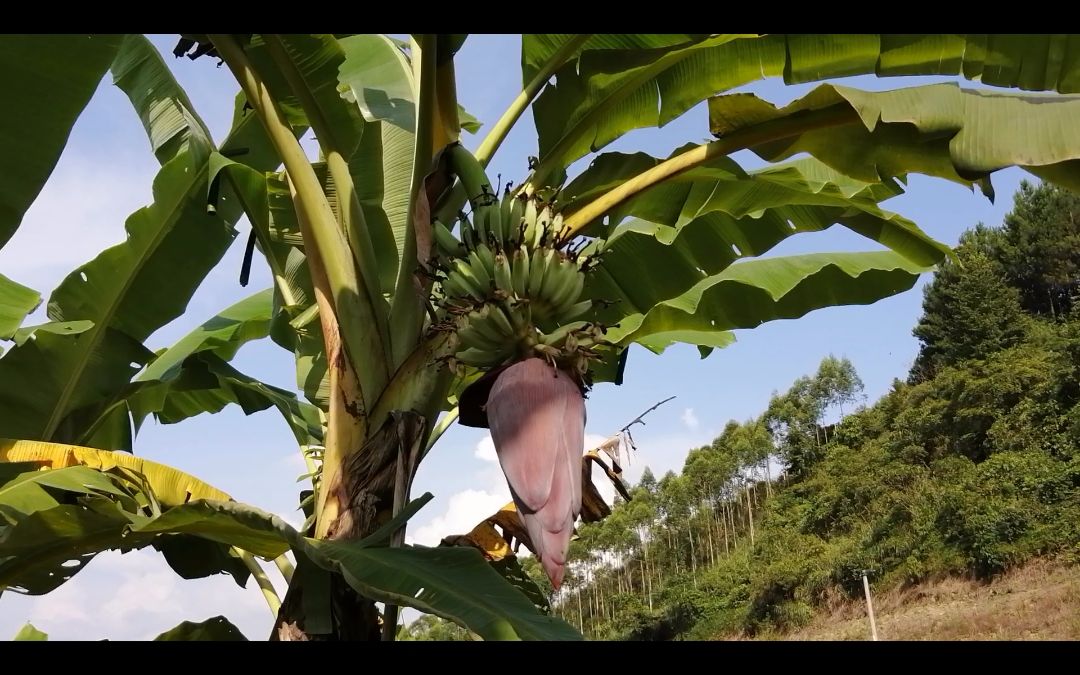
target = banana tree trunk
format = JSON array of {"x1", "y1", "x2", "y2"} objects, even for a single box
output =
[
  {"x1": 272, "y1": 405, "x2": 430, "y2": 640},
  {"x1": 272, "y1": 330, "x2": 452, "y2": 640}
]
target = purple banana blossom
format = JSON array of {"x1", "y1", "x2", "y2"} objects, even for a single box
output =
[{"x1": 486, "y1": 357, "x2": 585, "y2": 590}]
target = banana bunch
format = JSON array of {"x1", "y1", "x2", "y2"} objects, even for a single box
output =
[{"x1": 432, "y1": 183, "x2": 608, "y2": 376}]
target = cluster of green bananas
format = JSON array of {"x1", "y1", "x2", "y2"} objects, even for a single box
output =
[{"x1": 431, "y1": 187, "x2": 607, "y2": 375}]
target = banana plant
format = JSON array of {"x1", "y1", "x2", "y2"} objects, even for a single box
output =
[{"x1": 2, "y1": 33, "x2": 1080, "y2": 641}]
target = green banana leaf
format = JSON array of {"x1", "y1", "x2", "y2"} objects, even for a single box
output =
[
  {"x1": 10, "y1": 321, "x2": 95, "y2": 346},
  {"x1": 604, "y1": 251, "x2": 931, "y2": 354},
  {"x1": 12, "y1": 623, "x2": 48, "y2": 641},
  {"x1": 303, "y1": 540, "x2": 581, "y2": 641},
  {"x1": 0, "y1": 35, "x2": 287, "y2": 447},
  {"x1": 564, "y1": 153, "x2": 945, "y2": 360},
  {"x1": 520, "y1": 34, "x2": 705, "y2": 85},
  {"x1": 338, "y1": 33, "x2": 419, "y2": 290},
  {"x1": 138, "y1": 290, "x2": 275, "y2": 382},
  {"x1": 532, "y1": 34, "x2": 1080, "y2": 183},
  {"x1": 130, "y1": 352, "x2": 323, "y2": 447},
  {"x1": 270, "y1": 35, "x2": 404, "y2": 294},
  {"x1": 0, "y1": 34, "x2": 123, "y2": 250},
  {"x1": 111, "y1": 34, "x2": 213, "y2": 164},
  {"x1": 0, "y1": 275, "x2": 40, "y2": 341},
  {"x1": 153, "y1": 616, "x2": 248, "y2": 641},
  {"x1": 709, "y1": 82, "x2": 1080, "y2": 192}
]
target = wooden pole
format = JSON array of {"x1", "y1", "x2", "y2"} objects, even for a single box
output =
[{"x1": 862, "y1": 571, "x2": 879, "y2": 641}]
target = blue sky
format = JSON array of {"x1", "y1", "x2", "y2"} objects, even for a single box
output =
[{"x1": 0, "y1": 35, "x2": 1028, "y2": 640}]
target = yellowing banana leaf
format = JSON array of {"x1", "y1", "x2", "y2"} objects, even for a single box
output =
[
  {"x1": 0, "y1": 439, "x2": 232, "y2": 505},
  {"x1": 444, "y1": 436, "x2": 634, "y2": 557},
  {"x1": 0, "y1": 452, "x2": 291, "y2": 594},
  {"x1": 710, "y1": 82, "x2": 1080, "y2": 193},
  {"x1": 0, "y1": 34, "x2": 123, "y2": 250}
]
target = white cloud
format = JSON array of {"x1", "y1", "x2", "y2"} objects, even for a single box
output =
[
  {"x1": 0, "y1": 548, "x2": 277, "y2": 641},
  {"x1": 408, "y1": 487, "x2": 511, "y2": 547},
  {"x1": 101, "y1": 569, "x2": 183, "y2": 623},
  {"x1": 474, "y1": 435, "x2": 497, "y2": 462},
  {"x1": 681, "y1": 407, "x2": 700, "y2": 430},
  {"x1": 27, "y1": 585, "x2": 91, "y2": 624}
]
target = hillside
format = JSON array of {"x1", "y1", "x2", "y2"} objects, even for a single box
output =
[{"x1": 739, "y1": 559, "x2": 1080, "y2": 641}]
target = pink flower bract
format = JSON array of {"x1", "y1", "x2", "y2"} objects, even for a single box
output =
[{"x1": 486, "y1": 358, "x2": 585, "y2": 590}]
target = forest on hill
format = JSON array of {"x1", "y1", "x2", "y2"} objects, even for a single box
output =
[{"x1": 402, "y1": 181, "x2": 1080, "y2": 641}]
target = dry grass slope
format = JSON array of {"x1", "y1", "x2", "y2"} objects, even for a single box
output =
[{"x1": 734, "y1": 560, "x2": 1080, "y2": 641}]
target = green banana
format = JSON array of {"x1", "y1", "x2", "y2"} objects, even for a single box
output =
[
  {"x1": 523, "y1": 198, "x2": 539, "y2": 248},
  {"x1": 562, "y1": 299, "x2": 593, "y2": 320},
  {"x1": 460, "y1": 214, "x2": 476, "y2": 250},
  {"x1": 466, "y1": 308, "x2": 510, "y2": 347},
  {"x1": 451, "y1": 259, "x2": 486, "y2": 300},
  {"x1": 474, "y1": 243, "x2": 496, "y2": 278},
  {"x1": 539, "y1": 255, "x2": 572, "y2": 307},
  {"x1": 475, "y1": 206, "x2": 491, "y2": 246},
  {"x1": 549, "y1": 267, "x2": 586, "y2": 317},
  {"x1": 508, "y1": 195, "x2": 525, "y2": 245},
  {"x1": 511, "y1": 247, "x2": 530, "y2": 298},
  {"x1": 491, "y1": 203, "x2": 506, "y2": 247},
  {"x1": 539, "y1": 321, "x2": 591, "y2": 347},
  {"x1": 527, "y1": 245, "x2": 551, "y2": 297},
  {"x1": 489, "y1": 303, "x2": 517, "y2": 338},
  {"x1": 551, "y1": 212, "x2": 566, "y2": 243},
  {"x1": 499, "y1": 192, "x2": 516, "y2": 245},
  {"x1": 468, "y1": 250, "x2": 493, "y2": 293},
  {"x1": 439, "y1": 274, "x2": 466, "y2": 299},
  {"x1": 535, "y1": 247, "x2": 560, "y2": 300},
  {"x1": 536, "y1": 205, "x2": 556, "y2": 248},
  {"x1": 459, "y1": 322, "x2": 505, "y2": 353},
  {"x1": 493, "y1": 253, "x2": 514, "y2": 296},
  {"x1": 433, "y1": 220, "x2": 461, "y2": 256},
  {"x1": 455, "y1": 347, "x2": 505, "y2": 368}
]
